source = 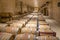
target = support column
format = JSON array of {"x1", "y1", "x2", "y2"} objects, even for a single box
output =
[
  {"x1": 27, "y1": 5, "x2": 30, "y2": 12},
  {"x1": 22, "y1": 4, "x2": 28, "y2": 14},
  {"x1": 15, "y1": 0, "x2": 23, "y2": 15}
]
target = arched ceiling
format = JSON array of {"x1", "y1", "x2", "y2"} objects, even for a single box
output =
[{"x1": 18, "y1": 0, "x2": 51, "y2": 7}]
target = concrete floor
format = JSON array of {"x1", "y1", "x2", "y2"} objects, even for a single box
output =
[{"x1": 44, "y1": 16, "x2": 60, "y2": 39}]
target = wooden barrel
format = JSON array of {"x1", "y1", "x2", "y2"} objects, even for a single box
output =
[
  {"x1": 4, "y1": 27, "x2": 21, "y2": 35},
  {"x1": 10, "y1": 23, "x2": 24, "y2": 28},
  {"x1": 0, "y1": 24, "x2": 7, "y2": 32},
  {"x1": 22, "y1": 18, "x2": 29, "y2": 21},
  {"x1": 26, "y1": 24, "x2": 37, "y2": 28},
  {"x1": 0, "y1": 26, "x2": 5, "y2": 32},
  {"x1": 32, "y1": 15, "x2": 38, "y2": 18},
  {"x1": 22, "y1": 17, "x2": 30, "y2": 20},
  {"x1": 21, "y1": 27, "x2": 36, "y2": 34},
  {"x1": 18, "y1": 21, "x2": 26, "y2": 25},
  {"x1": 21, "y1": 18, "x2": 29, "y2": 23},
  {"x1": 0, "y1": 32, "x2": 15, "y2": 40},
  {"x1": 37, "y1": 36, "x2": 58, "y2": 40},
  {"x1": 6, "y1": 20, "x2": 18, "y2": 24},
  {"x1": 26, "y1": 15, "x2": 33, "y2": 18},
  {"x1": 0, "y1": 24, "x2": 7, "y2": 27},
  {"x1": 0, "y1": 18, "x2": 10, "y2": 23},
  {"x1": 18, "y1": 19, "x2": 28, "y2": 23},
  {"x1": 23, "y1": 16, "x2": 33, "y2": 19},
  {"x1": 21, "y1": 27, "x2": 31, "y2": 33},
  {"x1": 38, "y1": 25, "x2": 51, "y2": 30},
  {"x1": 30, "y1": 28, "x2": 36, "y2": 34},
  {"x1": 38, "y1": 29, "x2": 53, "y2": 32},
  {"x1": 38, "y1": 29, "x2": 56, "y2": 36},
  {"x1": 28, "y1": 21, "x2": 37, "y2": 24},
  {"x1": 18, "y1": 20, "x2": 28, "y2": 25},
  {"x1": 15, "y1": 33, "x2": 35, "y2": 40},
  {"x1": 39, "y1": 21, "x2": 48, "y2": 25},
  {"x1": 30, "y1": 18, "x2": 37, "y2": 20},
  {"x1": 38, "y1": 15, "x2": 45, "y2": 21},
  {"x1": 23, "y1": 16, "x2": 31, "y2": 19}
]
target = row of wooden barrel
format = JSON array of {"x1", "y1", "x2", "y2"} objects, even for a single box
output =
[
  {"x1": 0, "y1": 32, "x2": 58, "y2": 40},
  {"x1": 0, "y1": 13, "x2": 58, "y2": 40},
  {"x1": 0, "y1": 14, "x2": 35, "y2": 40},
  {"x1": 0, "y1": 14, "x2": 34, "y2": 35}
]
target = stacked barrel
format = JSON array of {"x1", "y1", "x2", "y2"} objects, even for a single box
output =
[
  {"x1": 15, "y1": 13, "x2": 37, "y2": 40},
  {"x1": 0, "y1": 14, "x2": 35, "y2": 40},
  {"x1": 36, "y1": 13, "x2": 58, "y2": 40},
  {"x1": 0, "y1": 13, "x2": 58, "y2": 40}
]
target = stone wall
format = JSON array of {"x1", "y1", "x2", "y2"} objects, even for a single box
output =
[
  {"x1": 0, "y1": 0, "x2": 15, "y2": 16},
  {"x1": 52, "y1": 0, "x2": 60, "y2": 22},
  {"x1": 40, "y1": 0, "x2": 60, "y2": 23}
]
